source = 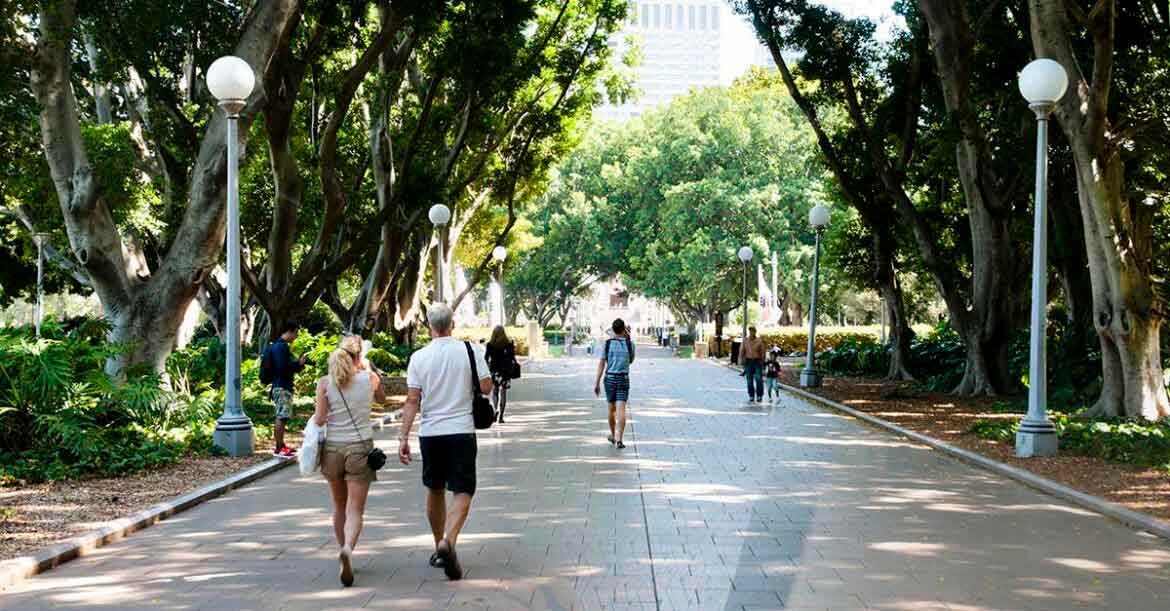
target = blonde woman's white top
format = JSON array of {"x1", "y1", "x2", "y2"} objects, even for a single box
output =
[{"x1": 324, "y1": 372, "x2": 375, "y2": 444}]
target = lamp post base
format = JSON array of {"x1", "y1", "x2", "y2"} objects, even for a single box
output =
[
  {"x1": 1015, "y1": 421, "x2": 1058, "y2": 457},
  {"x1": 213, "y1": 414, "x2": 254, "y2": 457},
  {"x1": 799, "y1": 369, "x2": 822, "y2": 388}
]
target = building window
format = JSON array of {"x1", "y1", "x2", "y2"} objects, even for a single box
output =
[
  {"x1": 641, "y1": 2, "x2": 650, "y2": 28},
  {"x1": 664, "y1": 5, "x2": 671, "y2": 28},
  {"x1": 710, "y1": 5, "x2": 719, "y2": 30},
  {"x1": 652, "y1": 3, "x2": 660, "y2": 27},
  {"x1": 699, "y1": 5, "x2": 707, "y2": 29},
  {"x1": 688, "y1": 5, "x2": 695, "y2": 29},
  {"x1": 610, "y1": 290, "x2": 630, "y2": 308},
  {"x1": 676, "y1": 3, "x2": 684, "y2": 28}
]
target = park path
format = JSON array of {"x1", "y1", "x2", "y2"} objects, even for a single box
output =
[{"x1": 2, "y1": 344, "x2": 1168, "y2": 610}]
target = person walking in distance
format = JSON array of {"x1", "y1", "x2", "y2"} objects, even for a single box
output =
[
  {"x1": 261, "y1": 321, "x2": 307, "y2": 458},
  {"x1": 594, "y1": 318, "x2": 635, "y2": 449},
  {"x1": 742, "y1": 326, "x2": 766, "y2": 402},
  {"x1": 314, "y1": 335, "x2": 386, "y2": 587},
  {"x1": 398, "y1": 304, "x2": 492, "y2": 581},
  {"x1": 485, "y1": 326, "x2": 517, "y2": 424}
]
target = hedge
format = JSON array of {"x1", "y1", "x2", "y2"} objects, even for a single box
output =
[
  {"x1": 454, "y1": 327, "x2": 530, "y2": 356},
  {"x1": 708, "y1": 328, "x2": 879, "y2": 356}
]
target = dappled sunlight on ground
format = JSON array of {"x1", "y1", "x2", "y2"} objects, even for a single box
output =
[{"x1": 2, "y1": 346, "x2": 1168, "y2": 609}]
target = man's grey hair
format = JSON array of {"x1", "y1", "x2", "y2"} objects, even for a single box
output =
[{"x1": 427, "y1": 303, "x2": 454, "y2": 332}]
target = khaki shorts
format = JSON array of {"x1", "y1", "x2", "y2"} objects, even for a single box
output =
[{"x1": 321, "y1": 440, "x2": 377, "y2": 483}]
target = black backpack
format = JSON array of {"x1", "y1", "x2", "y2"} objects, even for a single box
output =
[{"x1": 259, "y1": 344, "x2": 276, "y2": 385}]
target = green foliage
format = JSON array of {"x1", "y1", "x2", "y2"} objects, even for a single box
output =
[
  {"x1": 968, "y1": 415, "x2": 1170, "y2": 471},
  {"x1": 0, "y1": 321, "x2": 214, "y2": 484},
  {"x1": 0, "y1": 318, "x2": 434, "y2": 484},
  {"x1": 820, "y1": 336, "x2": 888, "y2": 376},
  {"x1": 517, "y1": 69, "x2": 832, "y2": 327}
]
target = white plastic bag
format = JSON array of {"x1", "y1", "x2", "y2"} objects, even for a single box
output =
[{"x1": 298, "y1": 418, "x2": 326, "y2": 475}]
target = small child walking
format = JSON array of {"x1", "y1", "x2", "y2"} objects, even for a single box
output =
[{"x1": 765, "y1": 348, "x2": 782, "y2": 401}]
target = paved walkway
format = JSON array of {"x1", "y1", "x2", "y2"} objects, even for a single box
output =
[{"x1": 3, "y1": 346, "x2": 1169, "y2": 610}]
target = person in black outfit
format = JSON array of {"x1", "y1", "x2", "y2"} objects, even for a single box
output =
[
  {"x1": 267, "y1": 321, "x2": 307, "y2": 458},
  {"x1": 484, "y1": 326, "x2": 516, "y2": 423}
]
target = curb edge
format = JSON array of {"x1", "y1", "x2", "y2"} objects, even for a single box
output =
[{"x1": 0, "y1": 457, "x2": 294, "y2": 590}]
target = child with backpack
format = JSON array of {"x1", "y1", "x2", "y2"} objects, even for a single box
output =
[
  {"x1": 765, "y1": 347, "x2": 782, "y2": 401},
  {"x1": 260, "y1": 321, "x2": 308, "y2": 458}
]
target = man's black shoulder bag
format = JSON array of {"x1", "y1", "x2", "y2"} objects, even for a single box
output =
[{"x1": 464, "y1": 342, "x2": 495, "y2": 429}]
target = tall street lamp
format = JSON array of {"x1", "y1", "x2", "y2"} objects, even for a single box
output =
[
  {"x1": 208, "y1": 55, "x2": 255, "y2": 457},
  {"x1": 801, "y1": 204, "x2": 830, "y2": 388},
  {"x1": 33, "y1": 232, "x2": 49, "y2": 338},
  {"x1": 492, "y1": 245, "x2": 507, "y2": 327},
  {"x1": 429, "y1": 204, "x2": 451, "y2": 302},
  {"x1": 737, "y1": 245, "x2": 753, "y2": 362},
  {"x1": 1015, "y1": 58, "x2": 1067, "y2": 458}
]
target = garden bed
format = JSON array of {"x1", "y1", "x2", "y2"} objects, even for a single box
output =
[
  {"x1": 0, "y1": 452, "x2": 270, "y2": 562},
  {"x1": 776, "y1": 368, "x2": 1170, "y2": 524},
  {"x1": 1, "y1": 396, "x2": 404, "y2": 564}
]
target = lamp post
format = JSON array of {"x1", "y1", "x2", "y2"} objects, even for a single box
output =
[
  {"x1": 492, "y1": 245, "x2": 507, "y2": 327},
  {"x1": 737, "y1": 246, "x2": 753, "y2": 363},
  {"x1": 33, "y1": 233, "x2": 49, "y2": 338},
  {"x1": 801, "y1": 204, "x2": 830, "y2": 388},
  {"x1": 208, "y1": 55, "x2": 255, "y2": 457},
  {"x1": 429, "y1": 204, "x2": 451, "y2": 302},
  {"x1": 1015, "y1": 58, "x2": 1067, "y2": 458}
]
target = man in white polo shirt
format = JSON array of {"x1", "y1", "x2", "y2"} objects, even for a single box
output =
[{"x1": 397, "y1": 303, "x2": 491, "y2": 581}]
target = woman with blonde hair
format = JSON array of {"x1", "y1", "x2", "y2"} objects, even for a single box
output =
[{"x1": 314, "y1": 335, "x2": 385, "y2": 586}]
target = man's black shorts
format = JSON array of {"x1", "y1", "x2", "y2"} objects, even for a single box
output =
[{"x1": 420, "y1": 433, "x2": 477, "y2": 495}]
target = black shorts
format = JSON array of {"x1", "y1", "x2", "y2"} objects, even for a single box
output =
[{"x1": 420, "y1": 433, "x2": 477, "y2": 495}]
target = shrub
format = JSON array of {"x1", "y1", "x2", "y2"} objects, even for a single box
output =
[
  {"x1": 820, "y1": 336, "x2": 889, "y2": 376},
  {"x1": 968, "y1": 414, "x2": 1170, "y2": 470},
  {"x1": 0, "y1": 321, "x2": 213, "y2": 483},
  {"x1": 707, "y1": 328, "x2": 878, "y2": 357}
]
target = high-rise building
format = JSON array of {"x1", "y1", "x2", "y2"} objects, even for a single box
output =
[{"x1": 596, "y1": 1, "x2": 772, "y2": 123}]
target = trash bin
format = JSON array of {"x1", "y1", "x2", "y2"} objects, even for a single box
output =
[{"x1": 730, "y1": 340, "x2": 741, "y2": 365}]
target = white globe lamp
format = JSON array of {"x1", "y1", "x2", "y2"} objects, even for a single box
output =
[
  {"x1": 1018, "y1": 58, "x2": 1068, "y2": 106},
  {"x1": 428, "y1": 204, "x2": 451, "y2": 227},
  {"x1": 207, "y1": 56, "x2": 255, "y2": 103},
  {"x1": 492, "y1": 246, "x2": 507, "y2": 263},
  {"x1": 737, "y1": 246, "x2": 754, "y2": 263},
  {"x1": 809, "y1": 204, "x2": 830, "y2": 230}
]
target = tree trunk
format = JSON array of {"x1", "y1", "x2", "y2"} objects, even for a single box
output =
[
  {"x1": 872, "y1": 229, "x2": 915, "y2": 380},
  {"x1": 31, "y1": 0, "x2": 302, "y2": 376},
  {"x1": 916, "y1": 0, "x2": 1027, "y2": 396},
  {"x1": 1030, "y1": 0, "x2": 1169, "y2": 420}
]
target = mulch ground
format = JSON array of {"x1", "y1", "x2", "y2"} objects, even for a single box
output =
[
  {"x1": 0, "y1": 397, "x2": 404, "y2": 564},
  {"x1": 776, "y1": 367, "x2": 1170, "y2": 524}
]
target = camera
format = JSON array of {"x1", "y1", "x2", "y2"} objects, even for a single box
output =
[{"x1": 301, "y1": 356, "x2": 316, "y2": 366}]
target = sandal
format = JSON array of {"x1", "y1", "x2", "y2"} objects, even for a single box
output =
[
  {"x1": 435, "y1": 539, "x2": 463, "y2": 581},
  {"x1": 429, "y1": 551, "x2": 447, "y2": 568},
  {"x1": 616, "y1": 440, "x2": 626, "y2": 449},
  {"x1": 607, "y1": 435, "x2": 615, "y2": 445}
]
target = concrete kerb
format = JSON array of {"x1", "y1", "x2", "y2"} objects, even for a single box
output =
[
  {"x1": 705, "y1": 356, "x2": 1170, "y2": 541},
  {"x1": 0, "y1": 409, "x2": 405, "y2": 591}
]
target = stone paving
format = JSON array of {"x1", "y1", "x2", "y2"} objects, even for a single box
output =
[{"x1": 2, "y1": 345, "x2": 1169, "y2": 610}]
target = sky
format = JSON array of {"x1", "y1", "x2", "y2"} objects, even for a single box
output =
[{"x1": 721, "y1": 0, "x2": 902, "y2": 83}]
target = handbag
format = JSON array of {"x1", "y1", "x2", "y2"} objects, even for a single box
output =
[
  {"x1": 335, "y1": 376, "x2": 387, "y2": 471},
  {"x1": 298, "y1": 418, "x2": 325, "y2": 476},
  {"x1": 509, "y1": 360, "x2": 522, "y2": 380},
  {"x1": 464, "y1": 341, "x2": 495, "y2": 429}
]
